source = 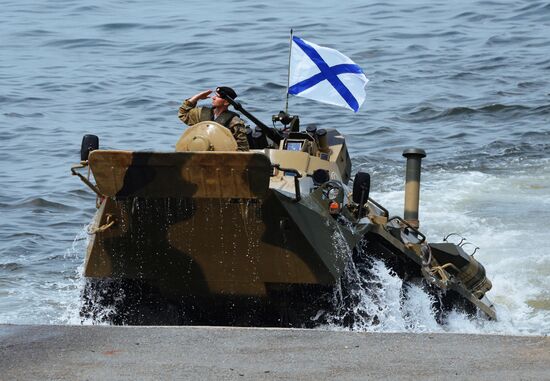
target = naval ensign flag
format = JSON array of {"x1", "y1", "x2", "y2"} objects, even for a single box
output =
[{"x1": 288, "y1": 36, "x2": 368, "y2": 112}]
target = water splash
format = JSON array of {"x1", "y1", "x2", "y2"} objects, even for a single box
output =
[
  {"x1": 58, "y1": 225, "x2": 93, "y2": 325},
  {"x1": 58, "y1": 224, "x2": 124, "y2": 325},
  {"x1": 313, "y1": 219, "x2": 549, "y2": 336},
  {"x1": 315, "y1": 231, "x2": 490, "y2": 333},
  {"x1": 308, "y1": 214, "x2": 440, "y2": 332}
]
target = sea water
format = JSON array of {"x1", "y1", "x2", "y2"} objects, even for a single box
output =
[{"x1": 1, "y1": 0, "x2": 549, "y2": 334}]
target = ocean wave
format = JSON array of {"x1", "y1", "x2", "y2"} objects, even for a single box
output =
[
  {"x1": 73, "y1": 5, "x2": 101, "y2": 12},
  {"x1": 45, "y1": 38, "x2": 116, "y2": 49},
  {"x1": 245, "y1": 82, "x2": 285, "y2": 95},
  {"x1": 13, "y1": 29, "x2": 56, "y2": 37},
  {"x1": 123, "y1": 41, "x2": 210, "y2": 55},
  {"x1": 0, "y1": 96, "x2": 50, "y2": 105},
  {"x1": 353, "y1": 139, "x2": 550, "y2": 177},
  {"x1": 5, "y1": 232, "x2": 46, "y2": 240},
  {"x1": 515, "y1": 1, "x2": 550, "y2": 19},
  {"x1": 363, "y1": 126, "x2": 395, "y2": 136},
  {"x1": 452, "y1": 11, "x2": 493, "y2": 22},
  {"x1": 257, "y1": 17, "x2": 281, "y2": 22},
  {"x1": 142, "y1": 24, "x2": 173, "y2": 30},
  {"x1": 403, "y1": 103, "x2": 546, "y2": 123},
  {"x1": 449, "y1": 71, "x2": 482, "y2": 80},
  {"x1": 428, "y1": 141, "x2": 550, "y2": 172},
  {"x1": 486, "y1": 35, "x2": 534, "y2": 46},
  {"x1": 517, "y1": 81, "x2": 545, "y2": 89},
  {"x1": 96, "y1": 23, "x2": 143, "y2": 31},
  {"x1": 406, "y1": 44, "x2": 429, "y2": 52},
  {"x1": 0, "y1": 263, "x2": 23, "y2": 271},
  {"x1": 387, "y1": 31, "x2": 463, "y2": 40},
  {"x1": 0, "y1": 198, "x2": 78, "y2": 211},
  {"x1": 116, "y1": 97, "x2": 156, "y2": 107},
  {"x1": 3, "y1": 112, "x2": 44, "y2": 118}
]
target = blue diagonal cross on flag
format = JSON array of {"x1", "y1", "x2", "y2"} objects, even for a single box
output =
[{"x1": 288, "y1": 36, "x2": 369, "y2": 112}]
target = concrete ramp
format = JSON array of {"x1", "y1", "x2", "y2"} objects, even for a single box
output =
[{"x1": 0, "y1": 325, "x2": 548, "y2": 380}]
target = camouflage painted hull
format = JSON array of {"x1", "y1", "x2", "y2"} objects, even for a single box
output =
[
  {"x1": 81, "y1": 150, "x2": 361, "y2": 324},
  {"x1": 85, "y1": 192, "x2": 357, "y2": 299}
]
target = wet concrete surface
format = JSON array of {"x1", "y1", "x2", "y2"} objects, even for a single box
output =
[{"x1": 0, "y1": 324, "x2": 548, "y2": 380}]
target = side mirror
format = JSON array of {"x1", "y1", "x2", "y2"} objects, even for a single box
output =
[{"x1": 80, "y1": 134, "x2": 99, "y2": 161}]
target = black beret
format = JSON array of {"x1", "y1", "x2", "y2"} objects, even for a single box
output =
[{"x1": 216, "y1": 86, "x2": 237, "y2": 100}]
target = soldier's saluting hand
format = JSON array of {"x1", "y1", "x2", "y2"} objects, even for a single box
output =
[{"x1": 178, "y1": 87, "x2": 249, "y2": 151}]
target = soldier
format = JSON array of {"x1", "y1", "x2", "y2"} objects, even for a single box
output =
[{"x1": 178, "y1": 87, "x2": 250, "y2": 151}]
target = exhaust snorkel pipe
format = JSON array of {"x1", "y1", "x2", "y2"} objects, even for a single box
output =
[{"x1": 402, "y1": 148, "x2": 426, "y2": 228}]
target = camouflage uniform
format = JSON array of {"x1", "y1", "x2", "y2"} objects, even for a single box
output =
[{"x1": 178, "y1": 99, "x2": 249, "y2": 151}]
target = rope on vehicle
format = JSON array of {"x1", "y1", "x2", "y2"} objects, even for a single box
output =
[{"x1": 88, "y1": 214, "x2": 115, "y2": 234}]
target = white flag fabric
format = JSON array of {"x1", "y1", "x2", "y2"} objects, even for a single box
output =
[{"x1": 288, "y1": 36, "x2": 368, "y2": 112}]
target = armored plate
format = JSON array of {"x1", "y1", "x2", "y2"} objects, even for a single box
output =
[{"x1": 88, "y1": 150, "x2": 271, "y2": 199}]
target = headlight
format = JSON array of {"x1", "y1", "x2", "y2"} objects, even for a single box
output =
[{"x1": 328, "y1": 187, "x2": 340, "y2": 200}]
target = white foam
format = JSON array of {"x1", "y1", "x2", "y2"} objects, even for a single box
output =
[{"x1": 362, "y1": 162, "x2": 550, "y2": 335}]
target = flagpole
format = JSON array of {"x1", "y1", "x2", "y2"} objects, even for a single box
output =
[{"x1": 285, "y1": 28, "x2": 293, "y2": 115}]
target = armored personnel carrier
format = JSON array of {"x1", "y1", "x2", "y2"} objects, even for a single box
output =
[{"x1": 72, "y1": 93, "x2": 496, "y2": 326}]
